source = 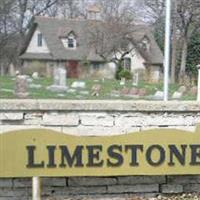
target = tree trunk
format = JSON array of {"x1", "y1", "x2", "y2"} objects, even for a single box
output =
[
  {"x1": 171, "y1": 23, "x2": 177, "y2": 83},
  {"x1": 179, "y1": 36, "x2": 188, "y2": 78},
  {"x1": 171, "y1": 0, "x2": 177, "y2": 83}
]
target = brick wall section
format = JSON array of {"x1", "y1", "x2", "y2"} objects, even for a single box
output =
[{"x1": 1, "y1": 100, "x2": 200, "y2": 199}]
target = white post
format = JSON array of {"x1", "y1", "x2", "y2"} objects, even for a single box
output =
[
  {"x1": 32, "y1": 177, "x2": 41, "y2": 200},
  {"x1": 164, "y1": 0, "x2": 172, "y2": 101},
  {"x1": 197, "y1": 64, "x2": 200, "y2": 101}
]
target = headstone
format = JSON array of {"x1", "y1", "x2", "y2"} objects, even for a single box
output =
[
  {"x1": 29, "y1": 84, "x2": 42, "y2": 89},
  {"x1": 80, "y1": 91, "x2": 89, "y2": 95},
  {"x1": 71, "y1": 81, "x2": 86, "y2": 89},
  {"x1": 132, "y1": 73, "x2": 139, "y2": 86},
  {"x1": 57, "y1": 94, "x2": 65, "y2": 97},
  {"x1": 47, "y1": 67, "x2": 68, "y2": 92},
  {"x1": 14, "y1": 75, "x2": 29, "y2": 98},
  {"x1": 15, "y1": 71, "x2": 20, "y2": 76},
  {"x1": 178, "y1": 86, "x2": 187, "y2": 94},
  {"x1": 120, "y1": 78, "x2": 126, "y2": 86},
  {"x1": 138, "y1": 88, "x2": 147, "y2": 97},
  {"x1": 172, "y1": 91, "x2": 182, "y2": 100},
  {"x1": 190, "y1": 86, "x2": 197, "y2": 96},
  {"x1": 153, "y1": 91, "x2": 164, "y2": 100},
  {"x1": 59, "y1": 68, "x2": 67, "y2": 87},
  {"x1": 32, "y1": 72, "x2": 39, "y2": 79},
  {"x1": 120, "y1": 87, "x2": 129, "y2": 96},
  {"x1": 67, "y1": 89, "x2": 77, "y2": 94},
  {"x1": 110, "y1": 90, "x2": 120, "y2": 97},
  {"x1": 129, "y1": 88, "x2": 139, "y2": 95},
  {"x1": 91, "y1": 84, "x2": 101, "y2": 96},
  {"x1": 27, "y1": 78, "x2": 33, "y2": 83}
]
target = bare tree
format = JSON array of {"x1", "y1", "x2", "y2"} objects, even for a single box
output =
[
  {"x1": 11, "y1": 0, "x2": 58, "y2": 38},
  {"x1": 89, "y1": 0, "x2": 136, "y2": 78},
  {"x1": 170, "y1": 0, "x2": 178, "y2": 83},
  {"x1": 0, "y1": 0, "x2": 58, "y2": 73},
  {"x1": 177, "y1": 0, "x2": 200, "y2": 78},
  {"x1": 55, "y1": 0, "x2": 84, "y2": 19},
  {"x1": 142, "y1": 0, "x2": 165, "y2": 23},
  {"x1": 142, "y1": 0, "x2": 200, "y2": 82},
  {"x1": 0, "y1": 0, "x2": 16, "y2": 74}
]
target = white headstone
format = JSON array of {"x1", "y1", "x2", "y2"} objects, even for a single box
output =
[
  {"x1": 120, "y1": 78, "x2": 126, "y2": 86},
  {"x1": 71, "y1": 81, "x2": 86, "y2": 89},
  {"x1": 59, "y1": 68, "x2": 67, "y2": 87},
  {"x1": 32, "y1": 72, "x2": 39, "y2": 79},
  {"x1": 172, "y1": 91, "x2": 182, "y2": 100},
  {"x1": 47, "y1": 67, "x2": 68, "y2": 92},
  {"x1": 153, "y1": 91, "x2": 164, "y2": 100},
  {"x1": 132, "y1": 73, "x2": 139, "y2": 86}
]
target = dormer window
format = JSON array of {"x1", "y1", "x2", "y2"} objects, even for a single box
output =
[
  {"x1": 68, "y1": 38, "x2": 75, "y2": 48},
  {"x1": 61, "y1": 32, "x2": 77, "y2": 49}
]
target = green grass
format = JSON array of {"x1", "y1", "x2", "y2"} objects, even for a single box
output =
[{"x1": 0, "y1": 76, "x2": 196, "y2": 100}]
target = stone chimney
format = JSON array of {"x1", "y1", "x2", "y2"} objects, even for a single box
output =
[{"x1": 87, "y1": 4, "x2": 101, "y2": 20}]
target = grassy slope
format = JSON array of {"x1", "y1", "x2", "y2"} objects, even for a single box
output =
[{"x1": 0, "y1": 76, "x2": 196, "y2": 100}]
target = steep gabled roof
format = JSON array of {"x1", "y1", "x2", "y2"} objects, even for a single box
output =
[{"x1": 20, "y1": 16, "x2": 163, "y2": 64}]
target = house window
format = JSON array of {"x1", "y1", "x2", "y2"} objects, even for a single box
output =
[
  {"x1": 93, "y1": 63, "x2": 101, "y2": 70},
  {"x1": 122, "y1": 58, "x2": 131, "y2": 71},
  {"x1": 68, "y1": 38, "x2": 75, "y2": 48},
  {"x1": 37, "y1": 33, "x2": 43, "y2": 47}
]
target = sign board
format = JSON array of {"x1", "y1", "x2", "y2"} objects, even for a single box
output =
[{"x1": 1, "y1": 127, "x2": 200, "y2": 177}]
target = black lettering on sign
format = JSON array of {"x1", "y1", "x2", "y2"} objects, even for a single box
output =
[
  {"x1": 86, "y1": 145, "x2": 104, "y2": 167},
  {"x1": 26, "y1": 146, "x2": 45, "y2": 168},
  {"x1": 146, "y1": 145, "x2": 165, "y2": 166},
  {"x1": 168, "y1": 145, "x2": 187, "y2": 166},
  {"x1": 190, "y1": 145, "x2": 200, "y2": 165},
  {"x1": 125, "y1": 145, "x2": 144, "y2": 166},
  {"x1": 107, "y1": 145, "x2": 123, "y2": 167},
  {"x1": 59, "y1": 145, "x2": 84, "y2": 168},
  {"x1": 47, "y1": 146, "x2": 57, "y2": 168}
]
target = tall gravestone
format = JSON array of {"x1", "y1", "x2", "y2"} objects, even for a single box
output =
[
  {"x1": 132, "y1": 72, "x2": 139, "y2": 86},
  {"x1": 14, "y1": 75, "x2": 29, "y2": 98},
  {"x1": 47, "y1": 67, "x2": 68, "y2": 92}
]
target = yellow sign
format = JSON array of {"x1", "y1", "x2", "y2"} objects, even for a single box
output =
[{"x1": 1, "y1": 127, "x2": 200, "y2": 178}]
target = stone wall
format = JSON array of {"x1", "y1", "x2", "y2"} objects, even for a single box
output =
[{"x1": 1, "y1": 100, "x2": 200, "y2": 199}]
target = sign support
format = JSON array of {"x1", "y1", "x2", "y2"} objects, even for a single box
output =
[{"x1": 32, "y1": 177, "x2": 41, "y2": 200}]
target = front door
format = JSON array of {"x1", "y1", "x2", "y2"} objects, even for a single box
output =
[{"x1": 66, "y1": 60, "x2": 79, "y2": 78}]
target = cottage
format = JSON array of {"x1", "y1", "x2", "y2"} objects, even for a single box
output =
[{"x1": 20, "y1": 16, "x2": 163, "y2": 81}]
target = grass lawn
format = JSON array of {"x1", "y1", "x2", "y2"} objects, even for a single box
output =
[{"x1": 0, "y1": 76, "x2": 196, "y2": 100}]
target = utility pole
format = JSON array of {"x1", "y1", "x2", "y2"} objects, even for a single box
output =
[{"x1": 164, "y1": 0, "x2": 172, "y2": 101}]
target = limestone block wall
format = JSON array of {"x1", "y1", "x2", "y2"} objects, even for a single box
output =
[{"x1": 1, "y1": 100, "x2": 200, "y2": 199}]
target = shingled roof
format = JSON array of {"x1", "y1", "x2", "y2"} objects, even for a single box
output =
[{"x1": 20, "y1": 16, "x2": 163, "y2": 64}]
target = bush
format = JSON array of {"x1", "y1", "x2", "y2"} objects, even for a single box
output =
[{"x1": 118, "y1": 69, "x2": 132, "y2": 80}]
